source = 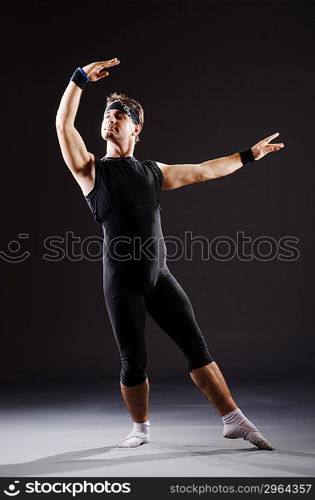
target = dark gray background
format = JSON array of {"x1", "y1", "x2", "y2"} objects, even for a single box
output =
[{"x1": 1, "y1": 0, "x2": 314, "y2": 386}]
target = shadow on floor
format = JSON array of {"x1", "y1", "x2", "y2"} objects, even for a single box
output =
[{"x1": 2, "y1": 445, "x2": 313, "y2": 477}]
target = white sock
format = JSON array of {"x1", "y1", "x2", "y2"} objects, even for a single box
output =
[
  {"x1": 117, "y1": 420, "x2": 150, "y2": 448},
  {"x1": 222, "y1": 408, "x2": 274, "y2": 450}
]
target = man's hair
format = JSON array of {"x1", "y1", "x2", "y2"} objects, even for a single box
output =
[{"x1": 106, "y1": 92, "x2": 144, "y2": 144}]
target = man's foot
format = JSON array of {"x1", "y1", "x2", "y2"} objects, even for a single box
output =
[
  {"x1": 223, "y1": 422, "x2": 274, "y2": 450},
  {"x1": 117, "y1": 430, "x2": 150, "y2": 448},
  {"x1": 117, "y1": 420, "x2": 150, "y2": 448},
  {"x1": 222, "y1": 409, "x2": 274, "y2": 450}
]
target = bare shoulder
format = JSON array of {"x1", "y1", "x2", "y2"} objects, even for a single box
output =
[
  {"x1": 154, "y1": 161, "x2": 172, "y2": 190},
  {"x1": 154, "y1": 160, "x2": 170, "y2": 177},
  {"x1": 154, "y1": 161, "x2": 168, "y2": 170},
  {"x1": 72, "y1": 153, "x2": 96, "y2": 197}
]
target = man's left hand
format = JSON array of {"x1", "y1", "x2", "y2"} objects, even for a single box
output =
[{"x1": 252, "y1": 132, "x2": 285, "y2": 161}]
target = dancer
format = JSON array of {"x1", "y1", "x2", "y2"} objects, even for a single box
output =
[{"x1": 56, "y1": 58, "x2": 284, "y2": 451}]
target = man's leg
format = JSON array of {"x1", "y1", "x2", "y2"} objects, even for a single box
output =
[
  {"x1": 104, "y1": 293, "x2": 150, "y2": 448},
  {"x1": 189, "y1": 361, "x2": 237, "y2": 416},
  {"x1": 145, "y1": 271, "x2": 273, "y2": 450},
  {"x1": 190, "y1": 361, "x2": 274, "y2": 450},
  {"x1": 120, "y1": 377, "x2": 150, "y2": 423}
]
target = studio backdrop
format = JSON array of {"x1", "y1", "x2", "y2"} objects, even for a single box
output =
[{"x1": 1, "y1": 0, "x2": 314, "y2": 385}]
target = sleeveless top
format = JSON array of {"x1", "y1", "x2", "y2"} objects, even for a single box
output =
[
  {"x1": 84, "y1": 155, "x2": 167, "y2": 274},
  {"x1": 84, "y1": 155, "x2": 163, "y2": 224}
]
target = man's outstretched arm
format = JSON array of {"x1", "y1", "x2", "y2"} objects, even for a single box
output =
[{"x1": 156, "y1": 132, "x2": 285, "y2": 190}]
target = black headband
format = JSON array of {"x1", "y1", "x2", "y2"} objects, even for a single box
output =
[{"x1": 105, "y1": 100, "x2": 140, "y2": 125}]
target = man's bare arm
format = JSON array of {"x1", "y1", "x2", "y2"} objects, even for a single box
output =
[
  {"x1": 55, "y1": 58, "x2": 120, "y2": 178},
  {"x1": 55, "y1": 81, "x2": 92, "y2": 175},
  {"x1": 156, "y1": 132, "x2": 285, "y2": 190}
]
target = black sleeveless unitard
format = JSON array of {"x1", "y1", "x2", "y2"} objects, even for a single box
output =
[{"x1": 85, "y1": 155, "x2": 213, "y2": 386}]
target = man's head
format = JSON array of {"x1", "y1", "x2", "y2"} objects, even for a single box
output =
[{"x1": 101, "y1": 92, "x2": 144, "y2": 146}]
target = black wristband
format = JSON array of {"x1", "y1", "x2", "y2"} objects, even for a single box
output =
[
  {"x1": 70, "y1": 67, "x2": 90, "y2": 89},
  {"x1": 239, "y1": 148, "x2": 255, "y2": 166}
]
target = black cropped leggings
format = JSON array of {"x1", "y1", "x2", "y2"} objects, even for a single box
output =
[{"x1": 104, "y1": 270, "x2": 213, "y2": 386}]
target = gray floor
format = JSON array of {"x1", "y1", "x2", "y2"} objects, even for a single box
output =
[{"x1": 0, "y1": 378, "x2": 314, "y2": 477}]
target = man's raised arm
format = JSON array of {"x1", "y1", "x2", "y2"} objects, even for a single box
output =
[
  {"x1": 156, "y1": 132, "x2": 285, "y2": 190},
  {"x1": 55, "y1": 59, "x2": 120, "y2": 177}
]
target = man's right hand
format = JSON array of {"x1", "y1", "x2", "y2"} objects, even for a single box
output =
[{"x1": 82, "y1": 58, "x2": 120, "y2": 82}]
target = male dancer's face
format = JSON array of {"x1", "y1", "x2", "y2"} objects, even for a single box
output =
[{"x1": 101, "y1": 108, "x2": 139, "y2": 143}]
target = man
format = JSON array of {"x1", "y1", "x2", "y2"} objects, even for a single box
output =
[{"x1": 56, "y1": 58, "x2": 284, "y2": 450}]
